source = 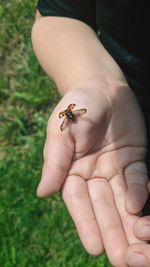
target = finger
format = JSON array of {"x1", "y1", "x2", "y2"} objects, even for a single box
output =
[
  {"x1": 124, "y1": 161, "x2": 149, "y2": 214},
  {"x1": 110, "y1": 174, "x2": 145, "y2": 244},
  {"x1": 37, "y1": 128, "x2": 74, "y2": 197},
  {"x1": 62, "y1": 175, "x2": 103, "y2": 256},
  {"x1": 126, "y1": 243, "x2": 150, "y2": 267},
  {"x1": 88, "y1": 178, "x2": 128, "y2": 267},
  {"x1": 134, "y1": 216, "x2": 150, "y2": 240}
]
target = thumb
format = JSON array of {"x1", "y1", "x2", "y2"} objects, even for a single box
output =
[
  {"x1": 126, "y1": 244, "x2": 150, "y2": 267},
  {"x1": 37, "y1": 127, "x2": 74, "y2": 198},
  {"x1": 148, "y1": 181, "x2": 150, "y2": 192}
]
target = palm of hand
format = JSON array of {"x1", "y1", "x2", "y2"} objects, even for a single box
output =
[
  {"x1": 38, "y1": 86, "x2": 148, "y2": 266},
  {"x1": 69, "y1": 86, "x2": 147, "y2": 181}
]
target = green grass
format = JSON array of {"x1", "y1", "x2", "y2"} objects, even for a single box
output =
[{"x1": 0, "y1": 1, "x2": 111, "y2": 266}]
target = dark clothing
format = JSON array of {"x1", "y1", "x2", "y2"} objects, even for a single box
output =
[{"x1": 37, "y1": 0, "x2": 150, "y2": 172}]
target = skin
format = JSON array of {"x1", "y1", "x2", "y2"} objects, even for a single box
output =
[
  {"x1": 126, "y1": 183, "x2": 150, "y2": 267},
  {"x1": 31, "y1": 13, "x2": 149, "y2": 267}
]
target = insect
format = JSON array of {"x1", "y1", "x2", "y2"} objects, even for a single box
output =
[{"x1": 59, "y1": 103, "x2": 87, "y2": 131}]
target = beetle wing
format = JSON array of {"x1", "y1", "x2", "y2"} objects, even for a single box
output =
[
  {"x1": 67, "y1": 103, "x2": 76, "y2": 110},
  {"x1": 73, "y1": 108, "x2": 87, "y2": 116},
  {"x1": 59, "y1": 111, "x2": 66, "y2": 118},
  {"x1": 60, "y1": 117, "x2": 69, "y2": 131}
]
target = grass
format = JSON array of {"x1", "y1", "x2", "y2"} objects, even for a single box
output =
[{"x1": 0, "y1": 1, "x2": 111, "y2": 266}]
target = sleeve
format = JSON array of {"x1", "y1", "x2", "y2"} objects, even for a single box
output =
[{"x1": 37, "y1": 0, "x2": 97, "y2": 32}]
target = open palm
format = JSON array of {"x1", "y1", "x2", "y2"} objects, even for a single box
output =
[{"x1": 37, "y1": 85, "x2": 149, "y2": 267}]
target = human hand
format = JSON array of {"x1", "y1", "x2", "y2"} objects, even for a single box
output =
[
  {"x1": 126, "y1": 183, "x2": 150, "y2": 267},
  {"x1": 37, "y1": 82, "x2": 149, "y2": 267}
]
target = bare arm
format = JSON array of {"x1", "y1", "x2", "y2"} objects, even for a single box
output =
[
  {"x1": 31, "y1": 14, "x2": 126, "y2": 95},
  {"x1": 31, "y1": 14, "x2": 149, "y2": 266}
]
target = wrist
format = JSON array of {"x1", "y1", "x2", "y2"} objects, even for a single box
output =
[{"x1": 63, "y1": 74, "x2": 129, "y2": 102}]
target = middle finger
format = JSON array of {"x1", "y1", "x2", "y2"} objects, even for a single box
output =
[{"x1": 88, "y1": 177, "x2": 128, "y2": 267}]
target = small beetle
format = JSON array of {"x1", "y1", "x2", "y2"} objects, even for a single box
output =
[{"x1": 59, "y1": 103, "x2": 87, "y2": 131}]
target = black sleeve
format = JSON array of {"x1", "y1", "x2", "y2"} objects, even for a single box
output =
[{"x1": 37, "y1": 0, "x2": 97, "y2": 32}]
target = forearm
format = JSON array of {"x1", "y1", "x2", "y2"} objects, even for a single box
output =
[{"x1": 31, "y1": 16, "x2": 127, "y2": 96}]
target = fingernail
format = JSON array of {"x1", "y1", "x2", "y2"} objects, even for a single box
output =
[
  {"x1": 127, "y1": 252, "x2": 147, "y2": 267},
  {"x1": 137, "y1": 224, "x2": 150, "y2": 239}
]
